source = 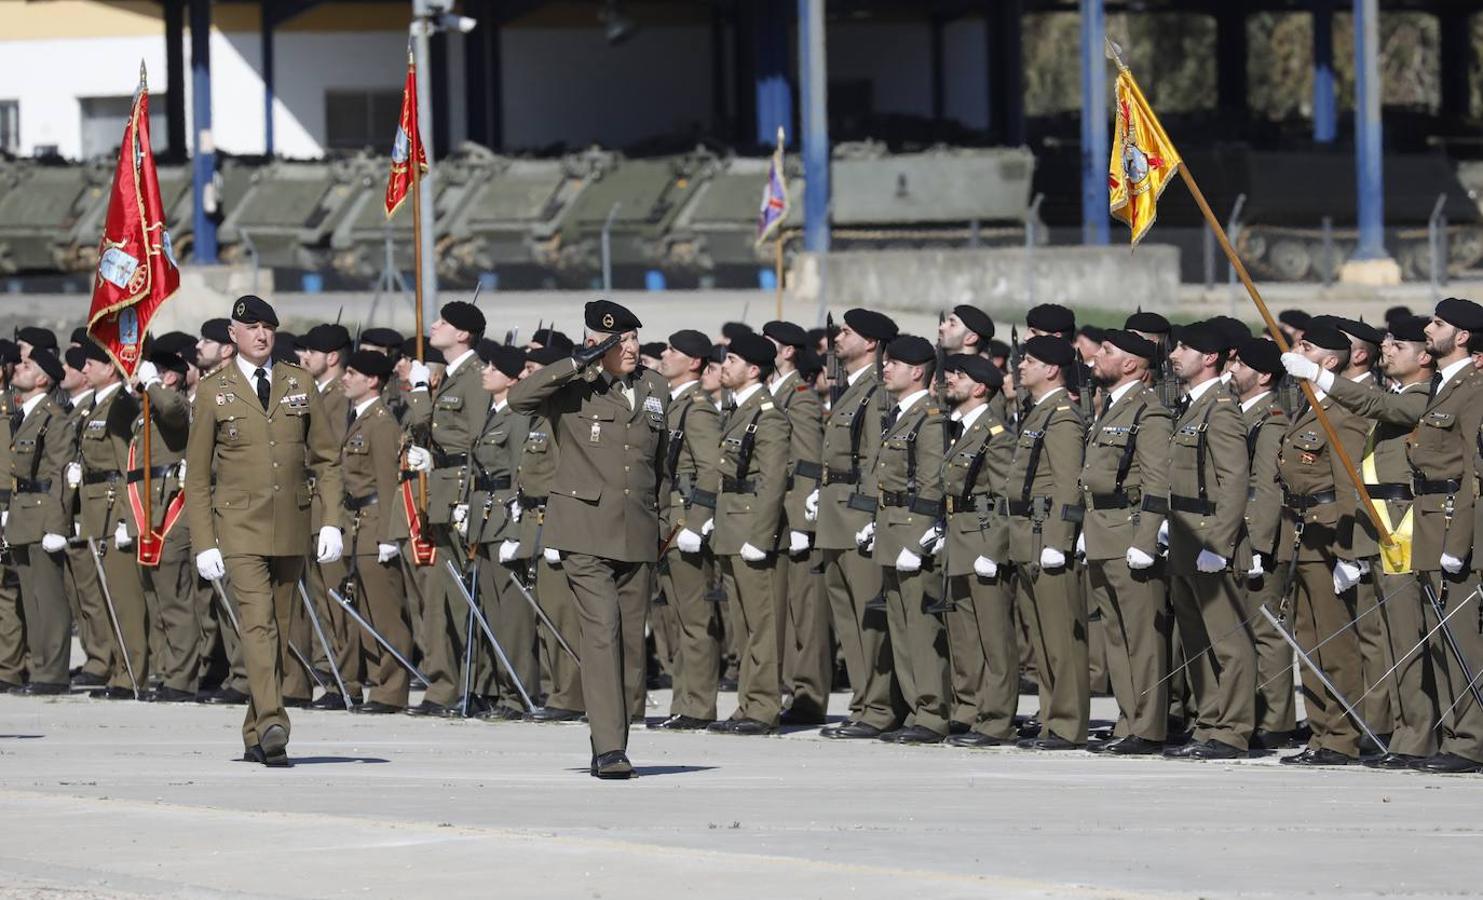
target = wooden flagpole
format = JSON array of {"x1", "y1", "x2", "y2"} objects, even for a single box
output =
[{"x1": 409, "y1": 58, "x2": 429, "y2": 522}]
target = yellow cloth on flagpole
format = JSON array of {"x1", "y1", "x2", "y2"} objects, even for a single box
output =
[
  {"x1": 1360, "y1": 422, "x2": 1413, "y2": 574},
  {"x1": 1108, "y1": 68, "x2": 1182, "y2": 247}
]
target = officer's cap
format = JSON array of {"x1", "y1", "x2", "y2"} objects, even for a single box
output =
[
  {"x1": 885, "y1": 334, "x2": 935, "y2": 366},
  {"x1": 585, "y1": 299, "x2": 641, "y2": 334},
  {"x1": 298, "y1": 323, "x2": 351, "y2": 353},
  {"x1": 1103, "y1": 329, "x2": 1158, "y2": 361},
  {"x1": 944, "y1": 352, "x2": 1003, "y2": 389},
  {"x1": 149, "y1": 350, "x2": 188, "y2": 378},
  {"x1": 30, "y1": 348, "x2": 64, "y2": 384},
  {"x1": 231, "y1": 295, "x2": 279, "y2": 327},
  {"x1": 526, "y1": 345, "x2": 566, "y2": 367},
  {"x1": 1236, "y1": 337, "x2": 1283, "y2": 377},
  {"x1": 1023, "y1": 335, "x2": 1076, "y2": 368},
  {"x1": 440, "y1": 301, "x2": 485, "y2": 337},
  {"x1": 668, "y1": 329, "x2": 711, "y2": 360},
  {"x1": 16, "y1": 326, "x2": 56, "y2": 351},
  {"x1": 346, "y1": 348, "x2": 394, "y2": 380},
  {"x1": 360, "y1": 327, "x2": 404, "y2": 350},
  {"x1": 1176, "y1": 322, "x2": 1224, "y2": 354},
  {"x1": 1124, "y1": 311, "x2": 1171, "y2": 335},
  {"x1": 1026, "y1": 303, "x2": 1075, "y2": 335},
  {"x1": 64, "y1": 346, "x2": 86, "y2": 371},
  {"x1": 843, "y1": 308, "x2": 898, "y2": 343},
  {"x1": 200, "y1": 318, "x2": 231, "y2": 344},
  {"x1": 1389, "y1": 314, "x2": 1429, "y2": 344},
  {"x1": 762, "y1": 320, "x2": 809, "y2": 348},
  {"x1": 1277, "y1": 309, "x2": 1311, "y2": 331},
  {"x1": 727, "y1": 332, "x2": 777, "y2": 367},
  {"x1": 1302, "y1": 322, "x2": 1350, "y2": 353},
  {"x1": 1435, "y1": 297, "x2": 1483, "y2": 332},
  {"x1": 721, "y1": 321, "x2": 754, "y2": 342},
  {"x1": 81, "y1": 340, "x2": 112, "y2": 364},
  {"x1": 1208, "y1": 316, "x2": 1251, "y2": 350},
  {"x1": 952, "y1": 305, "x2": 995, "y2": 342}
]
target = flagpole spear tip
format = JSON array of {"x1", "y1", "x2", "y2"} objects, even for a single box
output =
[
  {"x1": 1104, "y1": 36, "x2": 1128, "y2": 70},
  {"x1": 776, "y1": 125, "x2": 785, "y2": 146}
]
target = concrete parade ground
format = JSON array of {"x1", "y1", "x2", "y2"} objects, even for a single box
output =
[{"x1": 1, "y1": 683, "x2": 1482, "y2": 900}]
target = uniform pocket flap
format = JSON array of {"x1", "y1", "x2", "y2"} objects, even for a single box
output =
[
  {"x1": 558, "y1": 482, "x2": 602, "y2": 502},
  {"x1": 217, "y1": 491, "x2": 250, "y2": 510}
]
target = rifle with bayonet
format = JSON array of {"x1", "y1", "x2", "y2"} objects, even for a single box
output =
[
  {"x1": 826, "y1": 312, "x2": 845, "y2": 408},
  {"x1": 1008, "y1": 326, "x2": 1028, "y2": 429}
]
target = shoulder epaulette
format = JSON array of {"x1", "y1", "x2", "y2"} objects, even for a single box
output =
[
  {"x1": 1055, "y1": 404, "x2": 1071, "y2": 411},
  {"x1": 796, "y1": 384, "x2": 809, "y2": 393},
  {"x1": 203, "y1": 361, "x2": 230, "y2": 379},
  {"x1": 760, "y1": 401, "x2": 774, "y2": 411}
]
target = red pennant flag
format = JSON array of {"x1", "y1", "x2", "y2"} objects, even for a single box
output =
[
  {"x1": 87, "y1": 65, "x2": 179, "y2": 378},
  {"x1": 385, "y1": 53, "x2": 428, "y2": 218}
]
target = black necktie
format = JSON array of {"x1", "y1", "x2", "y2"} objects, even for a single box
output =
[
  {"x1": 346, "y1": 405, "x2": 357, "y2": 432},
  {"x1": 883, "y1": 406, "x2": 900, "y2": 433},
  {"x1": 254, "y1": 367, "x2": 270, "y2": 410},
  {"x1": 1428, "y1": 370, "x2": 1443, "y2": 401},
  {"x1": 947, "y1": 420, "x2": 964, "y2": 443},
  {"x1": 1098, "y1": 394, "x2": 1112, "y2": 420},
  {"x1": 8, "y1": 408, "x2": 21, "y2": 435}
]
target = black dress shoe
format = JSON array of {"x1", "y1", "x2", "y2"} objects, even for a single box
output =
[
  {"x1": 145, "y1": 686, "x2": 195, "y2": 703},
  {"x1": 706, "y1": 718, "x2": 739, "y2": 734},
  {"x1": 649, "y1": 714, "x2": 713, "y2": 730},
  {"x1": 203, "y1": 687, "x2": 249, "y2": 705},
  {"x1": 779, "y1": 707, "x2": 828, "y2": 726},
  {"x1": 887, "y1": 725, "x2": 944, "y2": 745},
  {"x1": 821, "y1": 721, "x2": 885, "y2": 740},
  {"x1": 70, "y1": 672, "x2": 106, "y2": 689},
  {"x1": 1107, "y1": 736, "x2": 1165, "y2": 756},
  {"x1": 1412, "y1": 752, "x2": 1483, "y2": 774},
  {"x1": 527, "y1": 706, "x2": 584, "y2": 723},
  {"x1": 947, "y1": 720, "x2": 972, "y2": 736},
  {"x1": 309, "y1": 693, "x2": 355, "y2": 711},
  {"x1": 591, "y1": 750, "x2": 634, "y2": 779},
  {"x1": 1017, "y1": 735, "x2": 1082, "y2": 751},
  {"x1": 12, "y1": 682, "x2": 69, "y2": 696},
  {"x1": 945, "y1": 731, "x2": 1007, "y2": 748},
  {"x1": 1085, "y1": 736, "x2": 1121, "y2": 754},
  {"x1": 1176, "y1": 739, "x2": 1244, "y2": 760},
  {"x1": 1280, "y1": 747, "x2": 1354, "y2": 766},
  {"x1": 1358, "y1": 731, "x2": 1394, "y2": 756},
  {"x1": 1362, "y1": 751, "x2": 1424, "y2": 770},
  {"x1": 1249, "y1": 729, "x2": 1297, "y2": 750},
  {"x1": 355, "y1": 701, "x2": 403, "y2": 715},
  {"x1": 728, "y1": 718, "x2": 778, "y2": 736},
  {"x1": 476, "y1": 705, "x2": 525, "y2": 722},
  {"x1": 89, "y1": 687, "x2": 134, "y2": 700},
  {"x1": 281, "y1": 697, "x2": 312, "y2": 709},
  {"x1": 1016, "y1": 718, "x2": 1043, "y2": 739},
  {"x1": 242, "y1": 745, "x2": 266, "y2": 764},
  {"x1": 260, "y1": 724, "x2": 290, "y2": 768},
  {"x1": 405, "y1": 699, "x2": 453, "y2": 717}
]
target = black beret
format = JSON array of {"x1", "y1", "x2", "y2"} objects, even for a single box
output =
[
  {"x1": 1208, "y1": 316, "x2": 1252, "y2": 350},
  {"x1": 1026, "y1": 303, "x2": 1075, "y2": 335},
  {"x1": 1236, "y1": 337, "x2": 1283, "y2": 376},
  {"x1": 270, "y1": 334, "x2": 299, "y2": 365},
  {"x1": 30, "y1": 348, "x2": 64, "y2": 384},
  {"x1": 154, "y1": 331, "x2": 197, "y2": 357},
  {"x1": 586, "y1": 299, "x2": 641, "y2": 334},
  {"x1": 721, "y1": 321, "x2": 754, "y2": 342},
  {"x1": 400, "y1": 337, "x2": 445, "y2": 365},
  {"x1": 1124, "y1": 311, "x2": 1171, "y2": 334},
  {"x1": 727, "y1": 332, "x2": 777, "y2": 367},
  {"x1": 1334, "y1": 317, "x2": 1383, "y2": 346},
  {"x1": 1077, "y1": 324, "x2": 1106, "y2": 344},
  {"x1": 1177, "y1": 322, "x2": 1224, "y2": 354},
  {"x1": 1384, "y1": 305, "x2": 1414, "y2": 327},
  {"x1": 953, "y1": 305, "x2": 995, "y2": 342},
  {"x1": 797, "y1": 346, "x2": 825, "y2": 377},
  {"x1": 231, "y1": 295, "x2": 279, "y2": 327},
  {"x1": 805, "y1": 327, "x2": 828, "y2": 347},
  {"x1": 441, "y1": 301, "x2": 486, "y2": 336},
  {"x1": 531, "y1": 328, "x2": 574, "y2": 352},
  {"x1": 526, "y1": 345, "x2": 566, "y2": 366},
  {"x1": 200, "y1": 318, "x2": 231, "y2": 344},
  {"x1": 360, "y1": 327, "x2": 404, "y2": 350},
  {"x1": 669, "y1": 329, "x2": 711, "y2": 360},
  {"x1": 1435, "y1": 298, "x2": 1483, "y2": 332},
  {"x1": 16, "y1": 326, "x2": 56, "y2": 351},
  {"x1": 0, "y1": 340, "x2": 18, "y2": 365},
  {"x1": 64, "y1": 346, "x2": 86, "y2": 371},
  {"x1": 843, "y1": 308, "x2": 899, "y2": 343},
  {"x1": 1389, "y1": 314, "x2": 1429, "y2": 343},
  {"x1": 149, "y1": 350, "x2": 188, "y2": 378},
  {"x1": 885, "y1": 334, "x2": 935, "y2": 366},
  {"x1": 82, "y1": 340, "x2": 111, "y2": 364},
  {"x1": 1303, "y1": 322, "x2": 1350, "y2": 352},
  {"x1": 1103, "y1": 329, "x2": 1158, "y2": 361},
  {"x1": 1277, "y1": 309, "x2": 1311, "y2": 330},
  {"x1": 640, "y1": 341, "x2": 667, "y2": 360},
  {"x1": 346, "y1": 349, "x2": 394, "y2": 379},
  {"x1": 299, "y1": 323, "x2": 352, "y2": 353},
  {"x1": 987, "y1": 339, "x2": 1010, "y2": 358},
  {"x1": 944, "y1": 352, "x2": 1003, "y2": 389},
  {"x1": 1023, "y1": 334, "x2": 1075, "y2": 368},
  {"x1": 69, "y1": 327, "x2": 90, "y2": 346},
  {"x1": 479, "y1": 341, "x2": 527, "y2": 378},
  {"x1": 762, "y1": 320, "x2": 809, "y2": 348},
  {"x1": 708, "y1": 343, "x2": 728, "y2": 365}
]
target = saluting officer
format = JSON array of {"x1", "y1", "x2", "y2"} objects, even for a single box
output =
[
  {"x1": 507, "y1": 300, "x2": 669, "y2": 779},
  {"x1": 184, "y1": 296, "x2": 344, "y2": 767}
]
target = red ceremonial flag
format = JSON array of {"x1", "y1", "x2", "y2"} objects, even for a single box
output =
[
  {"x1": 385, "y1": 53, "x2": 428, "y2": 218},
  {"x1": 87, "y1": 64, "x2": 180, "y2": 378}
]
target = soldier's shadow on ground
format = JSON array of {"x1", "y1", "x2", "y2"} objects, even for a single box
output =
[
  {"x1": 0, "y1": 734, "x2": 44, "y2": 739},
  {"x1": 290, "y1": 756, "x2": 392, "y2": 765},
  {"x1": 564, "y1": 765, "x2": 718, "y2": 777}
]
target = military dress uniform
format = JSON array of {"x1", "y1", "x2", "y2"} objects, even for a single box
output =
[
  {"x1": 0, "y1": 389, "x2": 21, "y2": 688},
  {"x1": 58, "y1": 389, "x2": 112, "y2": 685},
  {"x1": 8, "y1": 390, "x2": 73, "y2": 687}
]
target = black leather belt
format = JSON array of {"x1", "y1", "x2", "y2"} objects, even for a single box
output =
[
  {"x1": 518, "y1": 493, "x2": 546, "y2": 507},
  {"x1": 688, "y1": 488, "x2": 716, "y2": 509},
  {"x1": 879, "y1": 490, "x2": 943, "y2": 517},
  {"x1": 1169, "y1": 494, "x2": 1215, "y2": 515},
  {"x1": 13, "y1": 478, "x2": 51, "y2": 494},
  {"x1": 433, "y1": 452, "x2": 468, "y2": 470},
  {"x1": 474, "y1": 474, "x2": 511, "y2": 492},
  {"x1": 794, "y1": 460, "x2": 823, "y2": 481},
  {"x1": 1283, "y1": 489, "x2": 1336, "y2": 510},
  {"x1": 82, "y1": 470, "x2": 123, "y2": 486},
  {"x1": 1413, "y1": 478, "x2": 1462, "y2": 496},
  {"x1": 823, "y1": 467, "x2": 859, "y2": 486},
  {"x1": 1087, "y1": 491, "x2": 1133, "y2": 511},
  {"x1": 847, "y1": 493, "x2": 878, "y2": 514},
  {"x1": 721, "y1": 476, "x2": 755, "y2": 494},
  {"x1": 945, "y1": 494, "x2": 993, "y2": 514},
  {"x1": 126, "y1": 465, "x2": 175, "y2": 484},
  {"x1": 1364, "y1": 482, "x2": 1412, "y2": 502},
  {"x1": 344, "y1": 492, "x2": 379, "y2": 511}
]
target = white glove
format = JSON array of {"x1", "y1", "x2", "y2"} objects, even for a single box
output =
[
  {"x1": 701, "y1": 518, "x2": 715, "y2": 538},
  {"x1": 1442, "y1": 553, "x2": 1466, "y2": 575},
  {"x1": 196, "y1": 548, "x2": 226, "y2": 581},
  {"x1": 804, "y1": 488, "x2": 819, "y2": 522},
  {"x1": 1333, "y1": 558, "x2": 1363, "y2": 593},
  {"x1": 114, "y1": 520, "x2": 132, "y2": 549},
  {"x1": 405, "y1": 446, "x2": 433, "y2": 472},
  {"x1": 41, "y1": 533, "x2": 67, "y2": 553},
  {"x1": 973, "y1": 556, "x2": 998, "y2": 579},
  {"x1": 498, "y1": 540, "x2": 519, "y2": 563},
  {"x1": 135, "y1": 360, "x2": 160, "y2": 389},
  {"x1": 789, "y1": 530, "x2": 810, "y2": 554},
  {"x1": 1126, "y1": 546, "x2": 1156, "y2": 570},
  {"x1": 176, "y1": 459, "x2": 186, "y2": 481},
  {"x1": 895, "y1": 548, "x2": 922, "y2": 572},
  {"x1": 1195, "y1": 549, "x2": 1227, "y2": 573},
  {"x1": 1281, "y1": 352, "x2": 1320, "y2": 382},
  {"x1": 1157, "y1": 519, "x2": 1169, "y2": 548},
  {"x1": 1246, "y1": 552, "x2": 1265, "y2": 579},
  {"x1": 676, "y1": 528, "x2": 703, "y2": 554},
  {"x1": 452, "y1": 503, "x2": 468, "y2": 537},
  {"x1": 406, "y1": 360, "x2": 431, "y2": 388},
  {"x1": 919, "y1": 525, "x2": 944, "y2": 556},
  {"x1": 316, "y1": 526, "x2": 343, "y2": 563},
  {"x1": 855, "y1": 522, "x2": 875, "y2": 551},
  {"x1": 1076, "y1": 531, "x2": 1087, "y2": 559},
  {"x1": 508, "y1": 498, "x2": 522, "y2": 523},
  {"x1": 65, "y1": 462, "x2": 82, "y2": 489},
  {"x1": 1, "y1": 511, "x2": 7, "y2": 528},
  {"x1": 543, "y1": 547, "x2": 561, "y2": 565},
  {"x1": 377, "y1": 542, "x2": 400, "y2": 563},
  {"x1": 739, "y1": 542, "x2": 767, "y2": 562},
  {"x1": 1040, "y1": 547, "x2": 1066, "y2": 570}
]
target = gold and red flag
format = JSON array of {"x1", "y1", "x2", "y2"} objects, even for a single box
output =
[
  {"x1": 87, "y1": 63, "x2": 179, "y2": 377},
  {"x1": 385, "y1": 52, "x2": 428, "y2": 218},
  {"x1": 1108, "y1": 66, "x2": 1182, "y2": 247}
]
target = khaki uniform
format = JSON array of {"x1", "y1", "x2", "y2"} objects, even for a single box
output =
[
  {"x1": 58, "y1": 392, "x2": 110, "y2": 681},
  {"x1": 321, "y1": 397, "x2": 412, "y2": 707},
  {"x1": 873, "y1": 392, "x2": 950, "y2": 734},
  {"x1": 1275, "y1": 396, "x2": 1370, "y2": 757},
  {"x1": 1004, "y1": 387, "x2": 1087, "y2": 743},
  {"x1": 659, "y1": 380, "x2": 723, "y2": 720},
  {"x1": 1166, "y1": 381, "x2": 1253, "y2": 750},
  {"x1": 1079, "y1": 383, "x2": 1172, "y2": 742},
  {"x1": 403, "y1": 351, "x2": 488, "y2": 707},
  {"x1": 771, "y1": 370, "x2": 829, "y2": 719},
  {"x1": 507, "y1": 358, "x2": 669, "y2": 756},
  {"x1": 184, "y1": 360, "x2": 343, "y2": 748},
  {"x1": 712, "y1": 384, "x2": 790, "y2": 725},
  {"x1": 0, "y1": 392, "x2": 21, "y2": 686},
  {"x1": 1238, "y1": 392, "x2": 1297, "y2": 737},
  {"x1": 817, "y1": 365, "x2": 896, "y2": 730},
  {"x1": 291, "y1": 373, "x2": 352, "y2": 700},
  {"x1": 8, "y1": 394, "x2": 73, "y2": 685}
]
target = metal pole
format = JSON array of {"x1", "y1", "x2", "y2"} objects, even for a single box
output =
[
  {"x1": 1351, "y1": 0, "x2": 1387, "y2": 262},
  {"x1": 1079, "y1": 0, "x2": 1108, "y2": 245},
  {"x1": 601, "y1": 201, "x2": 621, "y2": 292},
  {"x1": 189, "y1": 0, "x2": 218, "y2": 263},
  {"x1": 799, "y1": 0, "x2": 830, "y2": 255},
  {"x1": 1025, "y1": 192, "x2": 1043, "y2": 306},
  {"x1": 411, "y1": 0, "x2": 439, "y2": 328}
]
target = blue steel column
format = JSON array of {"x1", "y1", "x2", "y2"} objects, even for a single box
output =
[
  {"x1": 1080, "y1": 0, "x2": 1108, "y2": 245},
  {"x1": 1351, "y1": 0, "x2": 1385, "y2": 260},
  {"x1": 1312, "y1": 0, "x2": 1335, "y2": 143},
  {"x1": 261, "y1": 0, "x2": 275, "y2": 156},
  {"x1": 798, "y1": 0, "x2": 828, "y2": 253},
  {"x1": 756, "y1": 0, "x2": 792, "y2": 146},
  {"x1": 190, "y1": 0, "x2": 217, "y2": 263}
]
